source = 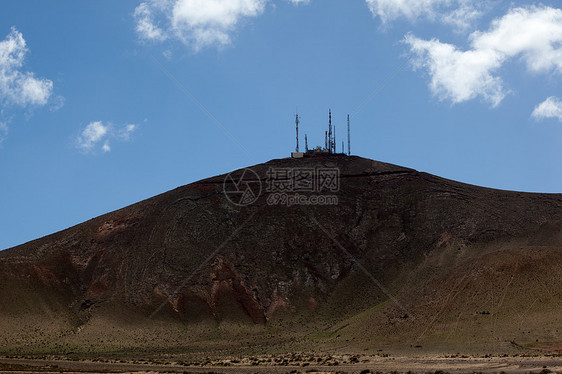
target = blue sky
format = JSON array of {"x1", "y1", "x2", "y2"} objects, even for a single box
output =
[{"x1": 1, "y1": 0, "x2": 562, "y2": 250}]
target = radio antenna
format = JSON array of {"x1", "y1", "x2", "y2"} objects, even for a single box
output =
[
  {"x1": 295, "y1": 113, "x2": 300, "y2": 153},
  {"x1": 347, "y1": 114, "x2": 351, "y2": 156}
]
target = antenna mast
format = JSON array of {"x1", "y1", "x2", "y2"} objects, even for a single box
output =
[
  {"x1": 334, "y1": 125, "x2": 337, "y2": 153},
  {"x1": 295, "y1": 113, "x2": 300, "y2": 153},
  {"x1": 328, "y1": 109, "x2": 332, "y2": 154},
  {"x1": 347, "y1": 114, "x2": 351, "y2": 156},
  {"x1": 305, "y1": 134, "x2": 308, "y2": 152}
]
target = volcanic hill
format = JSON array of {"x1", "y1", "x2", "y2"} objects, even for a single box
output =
[{"x1": 1, "y1": 154, "x2": 561, "y2": 355}]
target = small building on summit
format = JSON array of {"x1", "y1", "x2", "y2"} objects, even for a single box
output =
[{"x1": 291, "y1": 152, "x2": 304, "y2": 158}]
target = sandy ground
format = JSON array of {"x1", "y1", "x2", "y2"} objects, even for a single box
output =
[{"x1": 1, "y1": 355, "x2": 562, "y2": 373}]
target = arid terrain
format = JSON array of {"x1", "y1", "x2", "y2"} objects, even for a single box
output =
[
  {"x1": 0, "y1": 153, "x2": 561, "y2": 372},
  {"x1": 1, "y1": 353, "x2": 562, "y2": 373}
]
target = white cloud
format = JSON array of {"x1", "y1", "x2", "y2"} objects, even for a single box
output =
[
  {"x1": 49, "y1": 95, "x2": 65, "y2": 112},
  {"x1": 76, "y1": 121, "x2": 138, "y2": 153},
  {"x1": 102, "y1": 140, "x2": 111, "y2": 153},
  {"x1": 441, "y1": 3, "x2": 482, "y2": 30},
  {"x1": 471, "y1": 6, "x2": 562, "y2": 73},
  {"x1": 365, "y1": 0, "x2": 481, "y2": 30},
  {"x1": 135, "y1": 2, "x2": 168, "y2": 41},
  {"x1": 117, "y1": 123, "x2": 138, "y2": 141},
  {"x1": 77, "y1": 121, "x2": 108, "y2": 151},
  {"x1": 0, "y1": 122, "x2": 7, "y2": 144},
  {"x1": 406, "y1": 6, "x2": 562, "y2": 107},
  {"x1": 134, "y1": 0, "x2": 268, "y2": 50},
  {"x1": 0, "y1": 27, "x2": 53, "y2": 106},
  {"x1": 532, "y1": 97, "x2": 562, "y2": 122},
  {"x1": 405, "y1": 34, "x2": 506, "y2": 106}
]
